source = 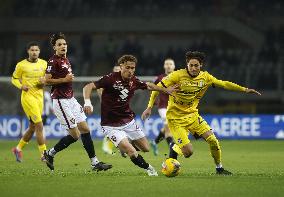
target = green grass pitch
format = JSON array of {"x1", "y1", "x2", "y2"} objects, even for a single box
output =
[{"x1": 1, "y1": 139, "x2": 284, "y2": 197}]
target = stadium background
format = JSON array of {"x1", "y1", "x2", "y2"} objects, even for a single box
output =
[
  {"x1": 0, "y1": 0, "x2": 283, "y2": 140},
  {"x1": 0, "y1": 1, "x2": 284, "y2": 197}
]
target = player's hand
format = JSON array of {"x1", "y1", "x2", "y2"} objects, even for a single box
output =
[
  {"x1": 64, "y1": 74, "x2": 74, "y2": 83},
  {"x1": 39, "y1": 77, "x2": 46, "y2": 85},
  {"x1": 84, "y1": 99, "x2": 93, "y2": 115},
  {"x1": 245, "y1": 88, "x2": 261, "y2": 96},
  {"x1": 84, "y1": 106, "x2": 93, "y2": 115},
  {"x1": 36, "y1": 77, "x2": 45, "y2": 88},
  {"x1": 165, "y1": 84, "x2": 180, "y2": 96},
  {"x1": 21, "y1": 85, "x2": 29, "y2": 92},
  {"x1": 141, "y1": 107, "x2": 152, "y2": 120}
]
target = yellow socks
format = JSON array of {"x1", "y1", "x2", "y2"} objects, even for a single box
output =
[
  {"x1": 205, "y1": 134, "x2": 222, "y2": 165},
  {"x1": 16, "y1": 139, "x2": 28, "y2": 151},
  {"x1": 172, "y1": 144, "x2": 183, "y2": 156},
  {"x1": 38, "y1": 144, "x2": 47, "y2": 154},
  {"x1": 107, "y1": 138, "x2": 114, "y2": 151}
]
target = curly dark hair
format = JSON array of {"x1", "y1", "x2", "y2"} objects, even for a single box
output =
[
  {"x1": 50, "y1": 32, "x2": 66, "y2": 46},
  {"x1": 117, "y1": 54, "x2": 137, "y2": 65},
  {"x1": 185, "y1": 51, "x2": 205, "y2": 64}
]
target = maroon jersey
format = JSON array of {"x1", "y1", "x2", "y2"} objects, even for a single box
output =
[
  {"x1": 94, "y1": 72, "x2": 148, "y2": 126},
  {"x1": 154, "y1": 74, "x2": 169, "y2": 109},
  {"x1": 46, "y1": 55, "x2": 73, "y2": 99}
]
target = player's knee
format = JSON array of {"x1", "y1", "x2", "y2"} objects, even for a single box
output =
[
  {"x1": 29, "y1": 123, "x2": 35, "y2": 130},
  {"x1": 140, "y1": 146, "x2": 149, "y2": 152},
  {"x1": 182, "y1": 145, "x2": 194, "y2": 158},
  {"x1": 80, "y1": 128, "x2": 90, "y2": 134},
  {"x1": 34, "y1": 122, "x2": 43, "y2": 131},
  {"x1": 69, "y1": 129, "x2": 80, "y2": 140},
  {"x1": 206, "y1": 134, "x2": 220, "y2": 150},
  {"x1": 183, "y1": 149, "x2": 193, "y2": 158}
]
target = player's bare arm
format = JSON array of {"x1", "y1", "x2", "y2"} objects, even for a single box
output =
[
  {"x1": 214, "y1": 79, "x2": 261, "y2": 96},
  {"x1": 146, "y1": 82, "x2": 179, "y2": 96},
  {"x1": 83, "y1": 82, "x2": 97, "y2": 115},
  {"x1": 141, "y1": 90, "x2": 160, "y2": 120},
  {"x1": 41, "y1": 73, "x2": 74, "y2": 85}
]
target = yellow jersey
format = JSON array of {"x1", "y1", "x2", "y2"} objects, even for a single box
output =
[
  {"x1": 11, "y1": 58, "x2": 47, "y2": 98},
  {"x1": 148, "y1": 69, "x2": 246, "y2": 119}
]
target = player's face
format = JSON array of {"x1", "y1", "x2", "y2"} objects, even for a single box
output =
[
  {"x1": 54, "y1": 39, "x2": 67, "y2": 56},
  {"x1": 120, "y1": 61, "x2": 136, "y2": 80},
  {"x1": 113, "y1": 66, "x2": 121, "y2": 72},
  {"x1": 164, "y1": 59, "x2": 175, "y2": 74},
  {"x1": 27, "y1": 46, "x2": 40, "y2": 61},
  {"x1": 187, "y1": 59, "x2": 202, "y2": 77}
]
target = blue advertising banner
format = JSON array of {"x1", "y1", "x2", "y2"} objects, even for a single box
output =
[{"x1": 0, "y1": 115, "x2": 284, "y2": 139}]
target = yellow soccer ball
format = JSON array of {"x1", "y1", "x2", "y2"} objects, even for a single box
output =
[{"x1": 161, "y1": 158, "x2": 181, "y2": 177}]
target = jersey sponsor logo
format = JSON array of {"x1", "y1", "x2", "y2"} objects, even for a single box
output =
[
  {"x1": 119, "y1": 89, "x2": 129, "y2": 100},
  {"x1": 113, "y1": 81, "x2": 124, "y2": 90},
  {"x1": 177, "y1": 138, "x2": 182, "y2": 144}
]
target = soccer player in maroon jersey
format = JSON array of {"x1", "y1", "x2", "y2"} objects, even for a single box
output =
[
  {"x1": 83, "y1": 55, "x2": 178, "y2": 176},
  {"x1": 41, "y1": 32, "x2": 112, "y2": 171},
  {"x1": 150, "y1": 58, "x2": 176, "y2": 156}
]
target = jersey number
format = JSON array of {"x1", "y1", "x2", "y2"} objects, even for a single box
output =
[
  {"x1": 47, "y1": 66, "x2": 52, "y2": 72},
  {"x1": 119, "y1": 89, "x2": 129, "y2": 100}
]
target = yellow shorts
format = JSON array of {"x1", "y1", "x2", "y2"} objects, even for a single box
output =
[
  {"x1": 167, "y1": 113, "x2": 211, "y2": 148},
  {"x1": 21, "y1": 95, "x2": 43, "y2": 123}
]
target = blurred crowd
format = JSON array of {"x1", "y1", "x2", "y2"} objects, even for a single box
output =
[{"x1": 0, "y1": 0, "x2": 283, "y2": 91}]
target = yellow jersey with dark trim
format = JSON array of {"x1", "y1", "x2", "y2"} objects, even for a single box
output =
[
  {"x1": 148, "y1": 68, "x2": 246, "y2": 119},
  {"x1": 12, "y1": 58, "x2": 47, "y2": 98}
]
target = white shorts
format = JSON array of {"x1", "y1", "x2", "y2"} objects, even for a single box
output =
[
  {"x1": 53, "y1": 97, "x2": 87, "y2": 130},
  {"x1": 158, "y1": 108, "x2": 167, "y2": 124},
  {"x1": 101, "y1": 119, "x2": 145, "y2": 147}
]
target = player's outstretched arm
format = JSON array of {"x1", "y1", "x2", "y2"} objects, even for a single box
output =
[
  {"x1": 83, "y1": 82, "x2": 97, "y2": 115},
  {"x1": 146, "y1": 82, "x2": 179, "y2": 96},
  {"x1": 214, "y1": 79, "x2": 261, "y2": 96}
]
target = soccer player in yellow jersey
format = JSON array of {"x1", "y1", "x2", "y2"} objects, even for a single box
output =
[
  {"x1": 142, "y1": 51, "x2": 261, "y2": 175},
  {"x1": 11, "y1": 42, "x2": 47, "y2": 162}
]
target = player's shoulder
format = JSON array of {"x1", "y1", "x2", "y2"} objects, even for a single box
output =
[
  {"x1": 198, "y1": 71, "x2": 215, "y2": 82},
  {"x1": 174, "y1": 68, "x2": 188, "y2": 76},
  {"x1": 100, "y1": 71, "x2": 118, "y2": 82},
  {"x1": 200, "y1": 71, "x2": 213, "y2": 78},
  {"x1": 47, "y1": 55, "x2": 59, "y2": 65},
  {"x1": 17, "y1": 59, "x2": 28, "y2": 66},
  {"x1": 157, "y1": 73, "x2": 166, "y2": 78},
  {"x1": 38, "y1": 58, "x2": 47, "y2": 65}
]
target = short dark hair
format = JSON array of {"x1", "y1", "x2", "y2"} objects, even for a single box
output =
[
  {"x1": 26, "y1": 41, "x2": 40, "y2": 50},
  {"x1": 117, "y1": 54, "x2": 137, "y2": 65},
  {"x1": 185, "y1": 51, "x2": 205, "y2": 64},
  {"x1": 50, "y1": 32, "x2": 66, "y2": 46}
]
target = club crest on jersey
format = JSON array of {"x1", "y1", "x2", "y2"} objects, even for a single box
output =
[
  {"x1": 198, "y1": 80, "x2": 205, "y2": 87},
  {"x1": 129, "y1": 81, "x2": 133, "y2": 88},
  {"x1": 62, "y1": 63, "x2": 69, "y2": 69}
]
